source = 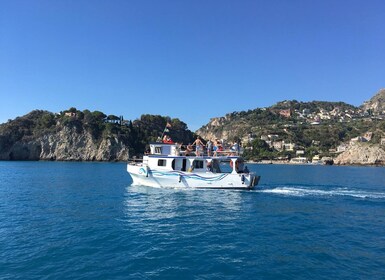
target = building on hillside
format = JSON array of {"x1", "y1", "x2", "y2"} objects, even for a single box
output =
[
  {"x1": 312, "y1": 155, "x2": 322, "y2": 164},
  {"x1": 302, "y1": 109, "x2": 311, "y2": 116},
  {"x1": 273, "y1": 141, "x2": 283, "y2": 151},
  {"x1": 350, "y1": 136, "x2": 368, "y2": 145},
  {"x1": 283, "y1": 142, "x2": 295, "y2": 151},
  {"x1": 330, "y1": 107, "x2": 341, "y2": 116},
  {"x1": 312, "y1": 140, "x2": 320, "y2": 146},
  {"x1": 290, "y1": 157, "x2": 308, "y2": 164},
  {"x1": 64, "y1": 112, "x2": 76, "y2": 117},
  {"x1": 319, "y1": 109, "x2": 331, "y2": 120},
  {"x1": 268, "y1": 134, "x2": 279, "y2": 140}
]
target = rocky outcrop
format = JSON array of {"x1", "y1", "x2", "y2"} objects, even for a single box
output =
[
  {"x1": 361, "y1": 88, "x2": 385, "y2": 114},
  {"x1": 196, "y1": 116, "x2": 251, "y2": 142},
  {"x1": 1, "y1": 126, "x2": 129, "y2": 161},
  {"x1": 334, "y1": 142, "x2": 385, "y2": 165}
]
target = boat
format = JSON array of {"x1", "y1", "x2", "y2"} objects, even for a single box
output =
[{"x1": 127, "y1": 142, "x2": 260, "y2": 190}]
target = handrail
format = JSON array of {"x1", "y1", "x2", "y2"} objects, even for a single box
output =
[{"x1": 127, "y1": 158, "x2": 143, "y2": 164}]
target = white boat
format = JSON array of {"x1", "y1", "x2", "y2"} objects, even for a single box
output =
[{"x1": 127, "y1": 142, "x2": 260, "y2": 190}]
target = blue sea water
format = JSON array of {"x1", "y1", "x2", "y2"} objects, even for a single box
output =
[{"x1": 1, "y1": 162, "x2": 385, "y2": 279}]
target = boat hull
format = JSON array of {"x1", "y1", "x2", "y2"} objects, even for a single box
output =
[{"x1": 127, "y1": 164, "x2": 259, "y2": 190}]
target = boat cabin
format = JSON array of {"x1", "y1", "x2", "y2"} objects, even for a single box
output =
[{"x1": 144, "y1": 143, "x2": 246, "y2": 174}]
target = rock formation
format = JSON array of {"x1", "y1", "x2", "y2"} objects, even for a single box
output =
[
  {"x1": 2, "y1": 126, "x2": 130, "y2": 161},
  {"x1": 334, "y1": 142, "x2": 385, "y2": 165},
  {"x1": 361, "y1": 88, "x2": 385, "y2": 114}
]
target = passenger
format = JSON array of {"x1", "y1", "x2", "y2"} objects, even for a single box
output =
[
  {"x1": 185, "y1": 143, "x2": 194, "y2": 156},
  {"x1": 162, "y1": 134, "x2": 174, "y2": 144},
  {"x1": 191, "y1": 136, "x2": 204, "y2": 156},
  {"x1": 174, "y1": 142, "x2": 182, "y2": 155},
  {"x1": 213, "y1": 140, "x2": 218, "y2": 157},
  {"x1": 236, "y1": 159, "x2": 244, "y2": 173},
  {"x1": 230, "y1": 142, "x2": 240, "y2": 155},
  {"x1": 213, "y1": 139, "x2": 223, "y2": 156},
  {"x1": 243, "y1": 166, "x2": 249, "y2": 174},
  {"x1": 206, "y1": 139, "x2": 213, "y2": 156},
  {"x1": 217, "y1": 140, "x2": 223, "y2": 154}
]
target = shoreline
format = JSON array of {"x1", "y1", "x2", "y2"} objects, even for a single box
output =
[{"x1": 1, "y1": 159, "x2": 384, "y2": 167}]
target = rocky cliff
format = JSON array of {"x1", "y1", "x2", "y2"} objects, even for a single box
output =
[
  {"x1": 196, "y1": 115, "x2": 253, "y2": 142},
  {"x1": 0, "y1": 110, "x2": 133, "y2": 161},
  {"x1": 1, "y1": 126, "x2": 130, "y2": 161},
  {"x1": 361, "y1": 88, "x2": 385, "y2": 114},
  {"x1": 334, "y1": 142, "x2": 385, "y2": 165},
  {"x1": 0, "y1": 109, "x2": 194, "y2": 161}
]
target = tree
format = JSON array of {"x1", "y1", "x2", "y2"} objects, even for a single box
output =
[{"x1": 243, "y1": 139, "x2": 274, "y2": 161}]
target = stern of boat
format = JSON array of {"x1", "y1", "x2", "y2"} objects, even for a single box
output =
[{"x1": 249, "y1": 174, "x2": 260, "y2": 189}]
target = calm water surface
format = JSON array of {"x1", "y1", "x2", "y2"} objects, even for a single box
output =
[{"x1": 1, "y1": 162, "x2": 385, "y2": 279}]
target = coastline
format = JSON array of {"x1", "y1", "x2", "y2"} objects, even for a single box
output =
[{"x1": 1, "y1": 159, "x2": 382, "y2": 167}]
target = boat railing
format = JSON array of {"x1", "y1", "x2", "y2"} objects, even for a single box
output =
[
  {"x1": 127, "y1": 158, "x2": 143, "y2": 166},
  {"x1": 179, "y1": 149, "x2": 240, "y2": 157}
]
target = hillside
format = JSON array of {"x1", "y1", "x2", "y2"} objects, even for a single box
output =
[
  {"x1": 2, "y1": 89, "x2": 385, "y2": 164},
  {"x1": 196, "y1": 98, "x2": 385, "y2": 163},
  {"x1": 0, "y1": 108, "x2": 194, "y2": 161}
]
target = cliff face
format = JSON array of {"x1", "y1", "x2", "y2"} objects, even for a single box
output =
[
  {"x1": 196, "y1": 116, "x2": 251, "y2": 142},
  {"x1": 0, "y1": 109, "x2": 196, "y2": 161},
  {"x1": 334, "y1": 143, "x2": 385, "y2": 165},
  {"x1": 361, "y1": 88, "x2": 385, "y2": 114},
  {"x1": 1, "y1": 126, "x2": 129, "y2": 161}
]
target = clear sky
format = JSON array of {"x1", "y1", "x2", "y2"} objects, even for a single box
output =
[{"x1": 1, "y1": 0, "x2": 384, "y2": 131}]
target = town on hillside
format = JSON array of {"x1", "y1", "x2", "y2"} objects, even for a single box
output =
[{"x1": 197, "y1": 90, "x2": 385, "y2": 164}]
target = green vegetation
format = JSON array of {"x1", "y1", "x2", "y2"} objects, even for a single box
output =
[
  {"x1": 0, "y1": 108, "x2": 195, "y2": 157},
  {"x1": 199, "y1": 100, "x2": 385, "y2": 162},
  {"x1": 2, "y1": 99, "x2": 385, "y2": 161}
]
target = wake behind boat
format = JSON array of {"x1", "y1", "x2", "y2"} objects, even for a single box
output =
[{"x1": 127, "y1": 142, "x2": 260, "y2": 190}]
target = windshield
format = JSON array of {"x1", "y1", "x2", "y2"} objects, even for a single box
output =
[{"x1": 211, "y1": 159, "x2": 232, "y2": 173}]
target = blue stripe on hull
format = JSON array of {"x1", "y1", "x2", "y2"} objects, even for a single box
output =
[{"x1": 150, "y1": 170, "x2": 228, "y2": 182}]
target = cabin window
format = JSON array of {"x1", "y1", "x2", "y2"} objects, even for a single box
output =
[
  {"x1": 154, "y1": 147, "x2": 162, "y2": 154},
  {"x1": 193, "y1": 160, "x2": 204, "y2": 169},
  {"x1": 212, "y1": 160, "x2": 222, "y2": 173},
  {"x1": 158, "y1": 159, "x2": 167, "y2": 166}
]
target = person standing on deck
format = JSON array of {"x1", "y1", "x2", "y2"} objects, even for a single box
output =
[
  {"x1": 192, "y1": 136, "x2": 204, "y2": 156},
  {"x1": 206, "y1": 139, "x2": 213, "y2": 156}
]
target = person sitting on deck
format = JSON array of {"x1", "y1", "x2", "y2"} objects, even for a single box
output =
[
  {"x1": 243, "y1": 166, "x2": 249, "y2": 174},
  {"x1": 162, "y1": 134, "x2": 174, "y2": 144},
  {"x1": 216, "y1": 141, "x2": 223, "y2": 155}
]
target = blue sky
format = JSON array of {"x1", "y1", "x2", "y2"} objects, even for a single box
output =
[{"x1": 1, "y1": 0, "x2": 384, "y2": 131}]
